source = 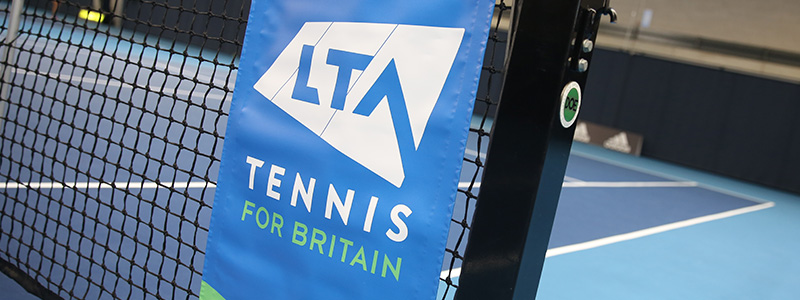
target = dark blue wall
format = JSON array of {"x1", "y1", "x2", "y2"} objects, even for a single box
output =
[{"x1": 583, "y1": 48, "x2": 800, "y2": 194}]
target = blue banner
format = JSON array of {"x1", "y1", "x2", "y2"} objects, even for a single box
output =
[{"x1": 200, "y1": 1, "x2": 494, "y2": 299}]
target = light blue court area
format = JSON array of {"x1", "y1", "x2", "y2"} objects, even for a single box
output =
[
  {"x1": 536, "y1": 143, "x2": 800, "y2": 299},
  {"x1": 439, "y1": 142, "x2": 799, "y2": 299}
]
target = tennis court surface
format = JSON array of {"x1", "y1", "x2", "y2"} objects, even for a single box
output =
[
  {"x1": 0, "y1": 5, "x2": 233, "y2": 299},
  {"x1": 2, "y1": 2, "x2": 800, "y2": 300},
  {"x1": 439, "y1": 142, "x2": 795, "y2": 299}
]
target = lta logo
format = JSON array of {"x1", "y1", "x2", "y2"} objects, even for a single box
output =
[{"x1": 253, "y1": 22, "x2": 465, "y2": 187}]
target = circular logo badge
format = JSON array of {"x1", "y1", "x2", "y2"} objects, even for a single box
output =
[{"x1": 559, "y1": 81, "x2": 581, "y2": 128}]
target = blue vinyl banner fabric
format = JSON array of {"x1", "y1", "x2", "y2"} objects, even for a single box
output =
[{"x1": 200, "y1": 1, "x2": 494, "y2": 299}]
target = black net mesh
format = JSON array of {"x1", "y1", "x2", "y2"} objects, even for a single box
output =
[
  {"x1": 0, "y1": 1, "x2": 510, "y2": 299},
  {"x1": 0, "y1": 1, "x2": 243, "y2": 299},
  {"x1": 439, "y1": 1, "x2": 510, "y2": 298}
]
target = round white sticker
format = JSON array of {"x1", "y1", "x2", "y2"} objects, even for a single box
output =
[{"x1": 559, "y1": 81, "x2": 581, "y2": 128}]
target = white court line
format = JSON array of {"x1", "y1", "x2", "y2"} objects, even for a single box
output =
[
  {"x1": 569, "y1": 151, "x2": 707, "y2": 190},
  {"x1": 14, "y1": 69, "x2": 230, "y2": 102},
  {"x1": 442, "y1": 201, "x2": 775, "y2": 279},
  {"x1": 544, "y1": 201, "x2": 775, "y2": 257},
  {"x1": 22, "y1": 34, "x2": 235, "y2": 87},
  {"x1": 15, "y1": 69, "x2": 128, "y2": 88},
  {"x1": 0, "y1": 181, "x2": 215, "y2": 189},
  {"x1": 570, "y1": 150, "x2": 773, "y2": 204},
  {"x1": 441, "y1": 268, "x2": 463, "y2": 280},
  {"x1": 458, "y1": 182, "x2": 481, "y2": 189},
  {"x1": 463, "y1": 148, "x2": 487, "y2": 160},
  {"x1": 562, "y1": 181, "x2": 698, "y2": 188},
  {"x1": 563, "y1": 176, "x2": 584, "y2": 182},
  {"x1": 457, "y1": 181, "x2": 697, "y2": 189},
  {"x1": 14, "y1": 36, "x2": 234, "y2": 100}
]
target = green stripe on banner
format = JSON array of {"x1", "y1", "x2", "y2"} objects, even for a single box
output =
[{"x1": 200, "y1": 281, "x2": 226, "y2": 300}]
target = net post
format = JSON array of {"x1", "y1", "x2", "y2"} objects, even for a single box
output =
[
  {"x1": 454, "y1": 0, "x2": 610, "y2": 299},
  {"x1": 0, "y1": 0, "x2": 25, "y2": 131}
]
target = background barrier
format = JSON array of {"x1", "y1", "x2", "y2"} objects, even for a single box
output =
[{"x1": 582, "y1": 48, "x2": 800, "y2": 194}]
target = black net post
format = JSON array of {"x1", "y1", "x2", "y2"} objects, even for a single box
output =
[{"x1": 455, "y1": 0, "x2": 612, "y2": 299}]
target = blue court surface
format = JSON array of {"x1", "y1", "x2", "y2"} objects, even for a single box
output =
[
  {"x1": 2, "y1": 10, "x2": 800, "y2": 300},
  {"x1": 535, "y1": 144, "x2": 800, "y2": 300},
  {"x1": 440, "y1": 143, "x2": 800, "y2": 299},
  {"x1": 437, "y1": 142, "x2": 800, "y2": 300}
]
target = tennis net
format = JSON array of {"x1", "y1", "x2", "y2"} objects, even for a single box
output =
[{"x1": 0, "y1": 1, "x2": 511, "y2": 299}]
